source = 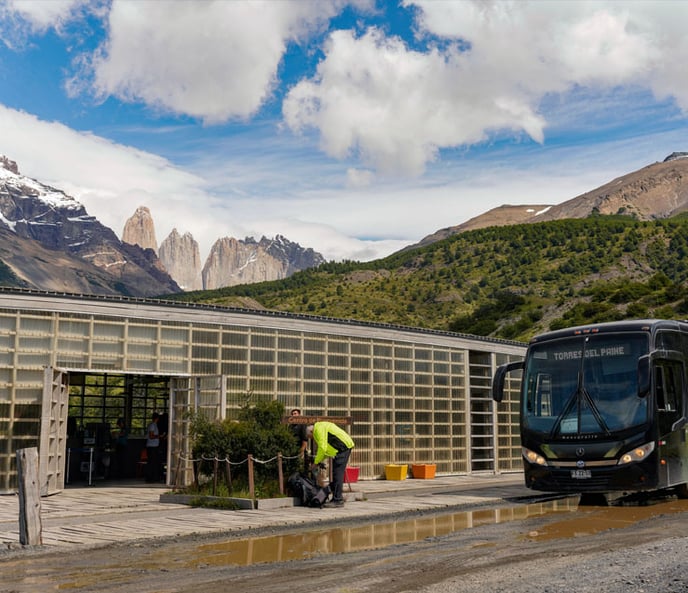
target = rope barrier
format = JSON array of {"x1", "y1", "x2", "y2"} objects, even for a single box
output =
[
  {"x1": 177, "y1": 452, "x2": 301, "y2": 465},
  {"x1": 172, "y1": 450, "x2": 307, "y2": 496}
]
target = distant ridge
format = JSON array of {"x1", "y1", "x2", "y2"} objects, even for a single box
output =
[
  {"x1": 406, "y1": 154, "x2": 688, "y2": 252},
  {"x1": 404, "y1": 204, "x2": 553, "y2": 251}
]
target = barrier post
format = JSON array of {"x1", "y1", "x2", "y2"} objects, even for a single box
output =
[
  {"x1": 16, "y1": 447, "x2": 42, "y2": 546},
  {"x1": 225, "y1": 458, "x2": 232, "y2": 494},
  {"x1": 247, "y1": 454, "x2": 255, "y2": 501},
  {"x1": 277, "y1": 452, "x2": 284, "y2": 495},
  {"x1": 212, "y1": 457, "x2": 218, "y2": 496}
]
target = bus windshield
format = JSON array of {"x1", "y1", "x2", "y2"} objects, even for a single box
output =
[{"x1": 522, "y1": 333, "x2": 649, "y2": 436}]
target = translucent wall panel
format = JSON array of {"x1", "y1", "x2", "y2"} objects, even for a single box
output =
[
  {"x1": 495, "y1": 354, "x2": 523, "y2": 471},
  {"x1": 0, "y1": 298, "x2": 525, "y2": 491}
]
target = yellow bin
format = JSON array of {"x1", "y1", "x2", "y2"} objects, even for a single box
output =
[{"x1": 385, "y1": 464, "x2": 408, "y2": 480}]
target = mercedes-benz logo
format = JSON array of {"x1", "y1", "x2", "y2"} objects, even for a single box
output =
[
  {"x1": 576, "y1": 447, "x2": 585, "y2": 457},
  {"x1": 577, "y1": 460, "x2": 586, "y2": 469}
]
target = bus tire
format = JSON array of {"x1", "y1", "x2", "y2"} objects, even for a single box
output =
[{"x1": 676, "y1": 483, "x2": 688, "y2": 499}]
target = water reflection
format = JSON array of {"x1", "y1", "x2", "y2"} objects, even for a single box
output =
[
  {"x1": 186, "y1": 498, "x2": 580, "y2": 567},
  {"x1": 523, "y1": 497, "x2": 688, "y2": 541}
]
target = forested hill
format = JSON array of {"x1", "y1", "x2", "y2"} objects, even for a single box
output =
[{"x1": 164, "y1": 214, "x2": 688, "y2": 342}]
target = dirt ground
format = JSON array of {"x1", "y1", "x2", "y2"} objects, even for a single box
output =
[{"x1": 2, "y1": 496, "x2": 688, "y2": 593}]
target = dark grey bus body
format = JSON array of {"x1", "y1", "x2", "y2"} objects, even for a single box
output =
[{"x1": 493, "y1": 319, "x2": 688, "y2": 497}]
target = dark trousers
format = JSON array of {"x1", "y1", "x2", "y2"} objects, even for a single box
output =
[
  {"x1": 330, "y1": 448, "x2": 351, "y2": 502},
  {"x1": 114, "y1": 445, "x2": 128, "y2": 478},
  {"x1": 146, "y1": 445, "x2": 160, "y2": 482}
]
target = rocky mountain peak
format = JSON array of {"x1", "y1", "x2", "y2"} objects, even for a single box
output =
[
  {"x1": 159, "y1": 229, "x2": 203, "y2": 291},
  {"x1": 122, "y1": 206, "x2": 158, "y2": 253},
  {"x1": 0, "y1": 156, "x2": 19, "y2": 175},
  {"x1": 121, "y1": 208, "x2": 326, "y2": 291},
  {"x1": 199, "y1": 234, "x2": 325, "y2": 290},
  {"x1": 664, "y1": 152, "x2": 688, "y2": 162}
]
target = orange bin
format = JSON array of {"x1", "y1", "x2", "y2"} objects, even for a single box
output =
[{"x1": 411, "y1": 464, "x2": 436, "y2": 479}]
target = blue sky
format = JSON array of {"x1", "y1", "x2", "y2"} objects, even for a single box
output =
[{"x1": 1, "y1": 0, "x2": 688, "y2": 263}]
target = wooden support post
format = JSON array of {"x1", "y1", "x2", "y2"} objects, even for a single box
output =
[
  {"x1": 277, "y1": 452, "x2": 284, "y2": 495},
  {"x1": 247, "y1": 454, "x2": 255, "y2": 501},
  {"x1": 212, "y1": 457, "x2": 219, "y2": 496},
  {"x1": 16, "y1": 447, "x2": 42, "y2": 546},
  {"x1": 225, "y1": 459, "x2": 232, "y2": 494}
]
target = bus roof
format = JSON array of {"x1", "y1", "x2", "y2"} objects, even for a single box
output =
[{"x1": 528, "y1": 319, "x2": 688, "y2": 345}]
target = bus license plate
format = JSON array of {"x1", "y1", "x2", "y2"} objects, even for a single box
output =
[{"x1": 571, "y1": 469, "x2": 591, "y2": 479}]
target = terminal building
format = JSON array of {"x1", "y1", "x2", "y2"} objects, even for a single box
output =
[{"x1": 0, "y1": 289, "x2": 525, "y2": 495}]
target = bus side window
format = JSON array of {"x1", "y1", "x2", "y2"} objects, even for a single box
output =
[
  {"x1": 656, "y1": 364, "x2": 682, "y2": 413},
  {"x1": 655, "y1": 367, "x2": 667, "y2": 410}
]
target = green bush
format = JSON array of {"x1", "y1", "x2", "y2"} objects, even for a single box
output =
[{"x1": 189, "y1": 399, "x2": 301, "y2": 487}]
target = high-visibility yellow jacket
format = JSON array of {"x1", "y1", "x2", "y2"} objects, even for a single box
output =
[{"x1": 313, "y1": 421, "x2": 354, "y2": 464}]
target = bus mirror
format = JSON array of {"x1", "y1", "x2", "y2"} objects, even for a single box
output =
[
  {"x1": 492, "y1": 361, "x2": 523, "y2": 403},
  {"x1": 637, "y1": 355, "x2": 650, "y2": 398},
  {"x1": 492, "y1": 366, "x2": 507, "y2": 403}
]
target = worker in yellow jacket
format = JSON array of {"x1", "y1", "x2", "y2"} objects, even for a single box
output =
[{"x1": 306, "y1": 421, "x2": 355, "y2": 507}]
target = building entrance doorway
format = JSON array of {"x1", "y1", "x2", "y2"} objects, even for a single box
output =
[{"x1": 65, "y1": 373, "x2": 171, "y2": 485}]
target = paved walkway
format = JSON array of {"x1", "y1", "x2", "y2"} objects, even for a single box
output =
[{"x1": 0, "y1": 473, "x2": 530, "y2": 551}]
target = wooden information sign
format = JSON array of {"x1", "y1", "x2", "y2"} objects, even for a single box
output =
[{"x1": 282, "y1": 415, "x2": 352, "y2": 426}]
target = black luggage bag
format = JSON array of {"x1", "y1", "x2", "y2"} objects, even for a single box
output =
[{"x1": 287, "y1": 472, "x2": 331, "y2": 508}]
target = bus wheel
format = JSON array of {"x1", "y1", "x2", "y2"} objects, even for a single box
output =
[{"x1": 675, "y1": 483, "x2": 688, "y2": 499}]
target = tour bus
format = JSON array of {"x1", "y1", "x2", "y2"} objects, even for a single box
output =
[{"x1": 492, "y1": 319, "x2": 688, "y2": 497}]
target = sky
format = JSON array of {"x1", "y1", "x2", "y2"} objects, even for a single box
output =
[{"x1": 1, "y1": 1, "x2": 688, "y2": 264}]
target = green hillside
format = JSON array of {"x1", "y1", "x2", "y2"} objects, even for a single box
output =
[{"x1": 166, "y1": 215, "x2": 688, "y2": 342}]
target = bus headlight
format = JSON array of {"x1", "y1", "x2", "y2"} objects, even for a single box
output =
[
  {"x1": 617, "y1": 442, "x2": 655, "y2": 465},
  {"x1": 522, "y1": 447, "x2": 547, "y2": 466}
]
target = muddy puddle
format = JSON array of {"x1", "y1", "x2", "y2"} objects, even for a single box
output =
[
  {"x1": 524, "y1": 497, "x2": 688, "y2": 542},
  {"x1": 169, "y1": 497, "x2": 688, "y2": 568},
  {"x1": 177, "y1": 498, "x2": 582, "y2": 567}
]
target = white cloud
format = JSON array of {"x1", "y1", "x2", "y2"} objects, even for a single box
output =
[
  {"x1": 0, "y1": 0, "x2": 93, "y2": 47},
  {"x1": 411, "y1": 0, "x2": 661, "y2": 87},
  {"x1": 7, "y1": 0, "x2": 688, "y2": 178},
  {"x1": 282, "y1": 26, "x2": 547, "y2": 177},
  {"x1": 284, "y1": 1, "x2": 688, "y2": 176},
  {"x1": 346, "y1": 168, "x2": 375, "y2": 188},
  {"x1": 1, "y1": 0, "x2": 88, "y2": 30},
  {"x1": 65, "y1": 0, "x2": 355, "y2": 124},
  {"x1": 245, "y1": 218, "x2": 408, "y2": 262}
]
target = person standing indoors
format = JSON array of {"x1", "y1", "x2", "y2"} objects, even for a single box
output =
[
  {"x1": 145, "y1": 412, "x2": 161, "y2": 483},
  {"x1": 113, "y1": 417, "x2": 128, "y2": 478},
  {"x1": 306, "y1": 422, "x2": 354, "y2": 507}
]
